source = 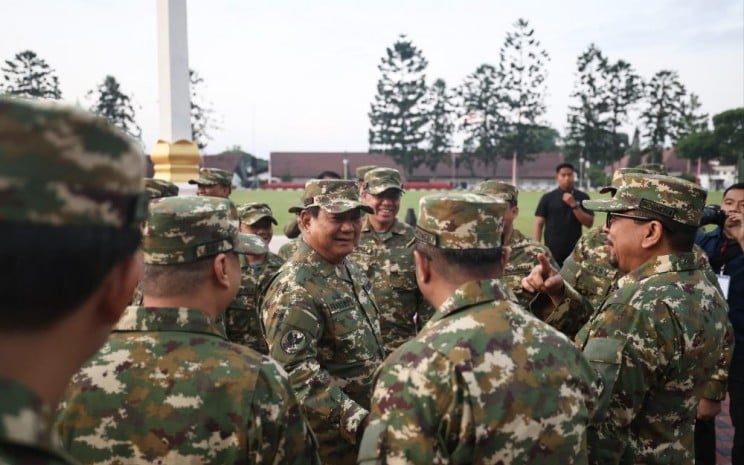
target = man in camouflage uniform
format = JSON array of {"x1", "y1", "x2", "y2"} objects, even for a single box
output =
[
  {"x1": 355, "y1": 165, "x2": 378, "y2": 193},
  {"x1": 352, "y1": 167, "x2": 433, "y2": 354},
  {"x1": 225, "y1": 207, "x2": 285, "y2": 352},
  {"x1": 358, "y1": 192, "x2": 600, "y2": 465},
  {"x1": 130, "y1": 177, "x2": 180, "y2": 305},
  {"x1": 522, "y1": 173, "x2": 732, "y2": 464},
  {"x1": 144, "y1": 177, "x2": 179, "y2": 199},
  {"x1": 188, "y1": 166, "x2": 233, "y2": 198},
  {"x1": 0, "y1": 98, "x2": 148, "y2": 465},
  {"x1": 57, "y1": 196, "x2": 319, "y2": 465},
  {"x1": 472, "y1": 180, "x2": 558, "y2": 311},
  {"x1": 282, "y1": 171, "x2": 342, "y2": 241},
  {"x1": 262, "y1": 179, "x2": 386, "y2": 465}
]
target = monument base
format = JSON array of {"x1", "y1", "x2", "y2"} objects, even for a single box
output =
[{"x1": 150, "y1": 139, "x2": 200, "y2": 183}]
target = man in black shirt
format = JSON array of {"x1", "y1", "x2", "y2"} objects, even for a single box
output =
[{"x1": 534, "y1": 162, "x2": 594, "y2": 266}]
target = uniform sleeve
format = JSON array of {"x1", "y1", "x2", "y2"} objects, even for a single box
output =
[
  {"x1": 250, "y1": 359, "x2": 321, "y2": 465},
  {"x1": 261, "y1": 280, "x2": 369, "y2": 444},
  {"x1": 358, "y1": 351, "x2": 465, "y2": 465},
  {"x1": 535, "y1": 282, "x2": 595, "y2": 339},
  {"x1": 583, "y1": 302, "x2": 668, "y2": 465},
  {"x1": 701, "y1": 317, "x2": 734, "y2": 401}
]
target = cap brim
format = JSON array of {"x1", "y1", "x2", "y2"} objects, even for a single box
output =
[
  {"x1": 368, "y1": 185, "x2": 405, "y2": 195},
  {"x1": 582, "y1": 197, "x2": 635, "y2": 212},
  {"x1": 288, "y1": 205, "x2": 304, "y2": 214},
  {"x1": 598, "y1": 186, "x2": 617, "y2": 195},
  {"x1": 319, "y1": 201, "x2": 374, "y2": 214},
  {"x1": 243, "y1": 214, "x2": 279, "y2": 225},
  {"x1": 233, "y1": 239, "x2": 268, "y2": 255},
  {"x1": 188, "y1": 178, "x2": 218, "y2": 186}
]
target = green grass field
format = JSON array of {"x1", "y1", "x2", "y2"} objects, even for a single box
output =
[{"x1": 231, "y1": 188, "x2": 724, "y2": 239}]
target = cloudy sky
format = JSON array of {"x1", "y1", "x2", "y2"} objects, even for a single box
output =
[{"x1": 2, "y1": 0, "x2": 742, "y2": 159}]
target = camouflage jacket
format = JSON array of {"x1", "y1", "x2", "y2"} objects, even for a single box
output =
[
  {"x1": 351, "y1": 218, "x2": 434, "y2": 354},
  {"x1": 56, "y1": 306, "x2": 319, "y2": 465},
  {"x1": 277, "y1": 238, "x2": 301, "y2": 260},
  {"x1": 560, "y1": 227, "x2": 619, "y2": 311},
  {"x1": 502, "y1": 228, "x2": 559, "y2": 310},
  {"x1": 0, "y1": 376, "x2": 78, "y2": 465},
  {"x1": 358, "y1": 279, "x2": 601, "y2": 465},
  {"x1": 261, "y1": 241, "x2": 386, "y2": 465},
  {"x1": 555, "y1": 232, "x2": 731, "y2": 403},
  {"x1": 571, "y1": 254, "x2": 732, "y2": 465},
  {"x1": 225, "y1": 252, "x2": 285, "y2": 354}
]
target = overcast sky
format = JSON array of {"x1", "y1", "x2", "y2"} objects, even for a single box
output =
[{"x1": 2, "y1": 0, "x2": 742, "y2": 159}]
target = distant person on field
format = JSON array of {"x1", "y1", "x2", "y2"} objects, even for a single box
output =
[{"x1": 534, "y1": 162, "x2": 594, "y2": 266}]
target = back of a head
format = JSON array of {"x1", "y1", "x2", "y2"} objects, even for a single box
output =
[
  {"x1": 413, "y1": 192, "x2": 507, "y2": 280},
  {"x1": 0, "y1": 98, "x2": 147, "y2": 330},
  {"x1": 141, "y1": 196, "x2": 251, "y2": 297}
]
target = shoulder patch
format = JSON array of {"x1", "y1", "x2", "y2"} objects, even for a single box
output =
[{"x1": 280, "y1": 330, "x2": 308, "y2": 354}]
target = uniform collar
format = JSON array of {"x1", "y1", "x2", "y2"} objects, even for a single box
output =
[
  {"x1": 114, "y1": 306, "x2": 227, "y2": 339},
  {"x1": 361, "y1": 216, "x2": 406, "y2": 235},
  {"x1": 432, "y1": 279, "x2": 511, "y2": 323},
  {"x1": 617, "y1": 252, "x2": 698, "y2": 288},
  {"x1": 0, "y1": 375, "x2": 58, "y2": 450},
  {"x1": 296, "y1": 240, "x2": 351, "y2": 279}
]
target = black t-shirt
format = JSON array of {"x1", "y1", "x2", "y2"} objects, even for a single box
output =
[{"x1": 535, "y1": 188, "x2": 592, "y2": 266}]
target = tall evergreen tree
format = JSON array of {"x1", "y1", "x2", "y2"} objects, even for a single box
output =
[
  {"x1": 87, "y1": 75, "x2": 141, "y2": 139},
  {"x1": 627, "y1": 127, "x2": 643, "y2": 167},
  {"x1": 190, "y1": 69, "x2": 218, "y2": 151},
  {"x1": 640, "y1": 70, "x2": 687, "y2": 163},
  {"x1": 368, "y1": 35, "x2": 429, "y2": 176},
  {"x1": 1, "y1": 50, "x2": 62, "y2": 99},
  {"x1": 565, "y1": 44, "x2": 641, "y2": 167},
  {"x1": 499, "y1": 18, "x2": 551, "y2": 165},
  {"x1": 712, "y1": 108, "x2": 744, "y2": 167},
  {"x1": 458, "y1": 64, "x2": 508, "y2": 176},
  {"x1": 423, "y1": 78, "x2": 455, "y2": 171}
]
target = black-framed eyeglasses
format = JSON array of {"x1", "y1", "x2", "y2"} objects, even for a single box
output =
[{"x1": 605, "y1": 211, "x2": 657, "y2": 228}]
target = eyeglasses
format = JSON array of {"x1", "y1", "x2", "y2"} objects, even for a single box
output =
[{"x1": 605, "y1": 211, "x2": 656, "y2": 228}]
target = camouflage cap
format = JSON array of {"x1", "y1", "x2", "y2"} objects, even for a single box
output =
[
  {"x1": 635, "y1": 163, "x2": 668, "y2": 175},
  {"x1": 356, "y1": 165, "x2": 379, "y2": 181},
  {"x1": 289, "y1": 179, "x2": 374, "y2": 214},
  {"x1": 237, "y1": 233, "x2": 269, "y2": 255},
  {"x1": 583, "y1": 173, "x2": 707, "y2": 226},
  {"x1": 0, "y1": 97, "x2": 147, "y2": 228},
  {"x1": 364, "y1": 167, "x2": 405, "y2": 195},
  {"x1": 145, "y1": 178, "x2": 179, "y2": 199},
  {"x1": 412, "y1": 192, "x2": 507, "y2": 249},
  {"x1": 473, "y1": 180, "x2": 518, "y2": 204},
  {"x1": 598, "y1": 168, "x2": 649, "y2": 194},
  {"x1": 142, "y1": 196, "x2": 250, "y2": 265},
  {"x1": 237, "y1": 202, "x2": 278, "y2": 225},
  {"x1": 187, "y1": 167, "x2": 233, "y2": 186}
]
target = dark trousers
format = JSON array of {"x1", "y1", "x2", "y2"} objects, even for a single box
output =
[
  {"x1": 695, "y1": 417, "x2": 716, "y2": 465},
  {"x1": 731, "y1": 381, "x2": 744, "y2": 465}
]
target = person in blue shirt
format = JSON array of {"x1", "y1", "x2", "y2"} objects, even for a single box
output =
[{"x1": 696, "y1": 182, "x2": 744, "y2": 464}]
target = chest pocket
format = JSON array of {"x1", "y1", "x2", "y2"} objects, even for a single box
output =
[
  {"x1": 326, "y1": 296, "x2": 376, "y2": 362},
  {"x1": 583, "y1": 337, "x2": 625, "y2": 422}
]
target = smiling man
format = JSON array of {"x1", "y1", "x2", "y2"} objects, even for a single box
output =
[
  {"x1": 522, "y1": 174, "x2": 732, "y2": 465},
  {"x1": 261, "y1": 179, "x2": 385, "y2": 465},
  {"x1": 353, "y1": 167, "x2": 433, "y2": 354}
]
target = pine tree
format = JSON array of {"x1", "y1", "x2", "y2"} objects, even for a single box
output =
[
  {"x1": 640, "y1": 70, "x2": 687, "y2": 163},
  {"x1": 423, "y1": 79, "x2": 455, "y2": 171},
  {"x1": 499, "y1": 18, "x2": 551, "y2": 165},
  {"x1": 190, "y1": 69, "x2": 218, "y2": 151},
  {"x1": 627, "y1": 127, "x2": 643, "y2": 167},
  {"x1": 88, "y1": 75, "x2": 141, "y2": 139},
  {"x1": 368, "y1": 35, "x2": 429, "y2": 176},
  {"x1": 1, "y1": 50, "x2": 62, "y2": 99},
  {"x1": 458, "y1": 64, "x2": 508, "y2": 176}
]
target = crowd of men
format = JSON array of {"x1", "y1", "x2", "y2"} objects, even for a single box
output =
[{"x1": 0, "y1": 97, "x2": 741, "y2": 465}]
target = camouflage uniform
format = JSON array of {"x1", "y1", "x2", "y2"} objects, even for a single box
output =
[
  {"x1": 1, "y1": 376, "x2": 79, "y2": 465},
  {"x1": 562, "y1": 174, "x2": 732, "y2": 464},
  {"x1": 226, "y1": 234, "x2": 285, "y2": 353},
  {"x1": 262, "y1": 180, "x2": 385, "y2": 465},
  {"x1": 187, "y1": 167, "x2": 233, "y2": 187},
  {"x1": 0, "y1": 98, "x2": 148, "y2": 465},
  {"x1": 57, "y1": 197, "x2": 318, "y2": 465},
  {"x1": 278, "y1": 237, "x2": 301, "y2": 260},
  {"x1": 352, "y1": 168, "x2": 434, "y2": 354},
  {"x1": 359, "y1": 193, "x2": 601, "y2": 465},
  {"x1": 472, "y1": 180, "x2": 559, "y2": 310}
]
